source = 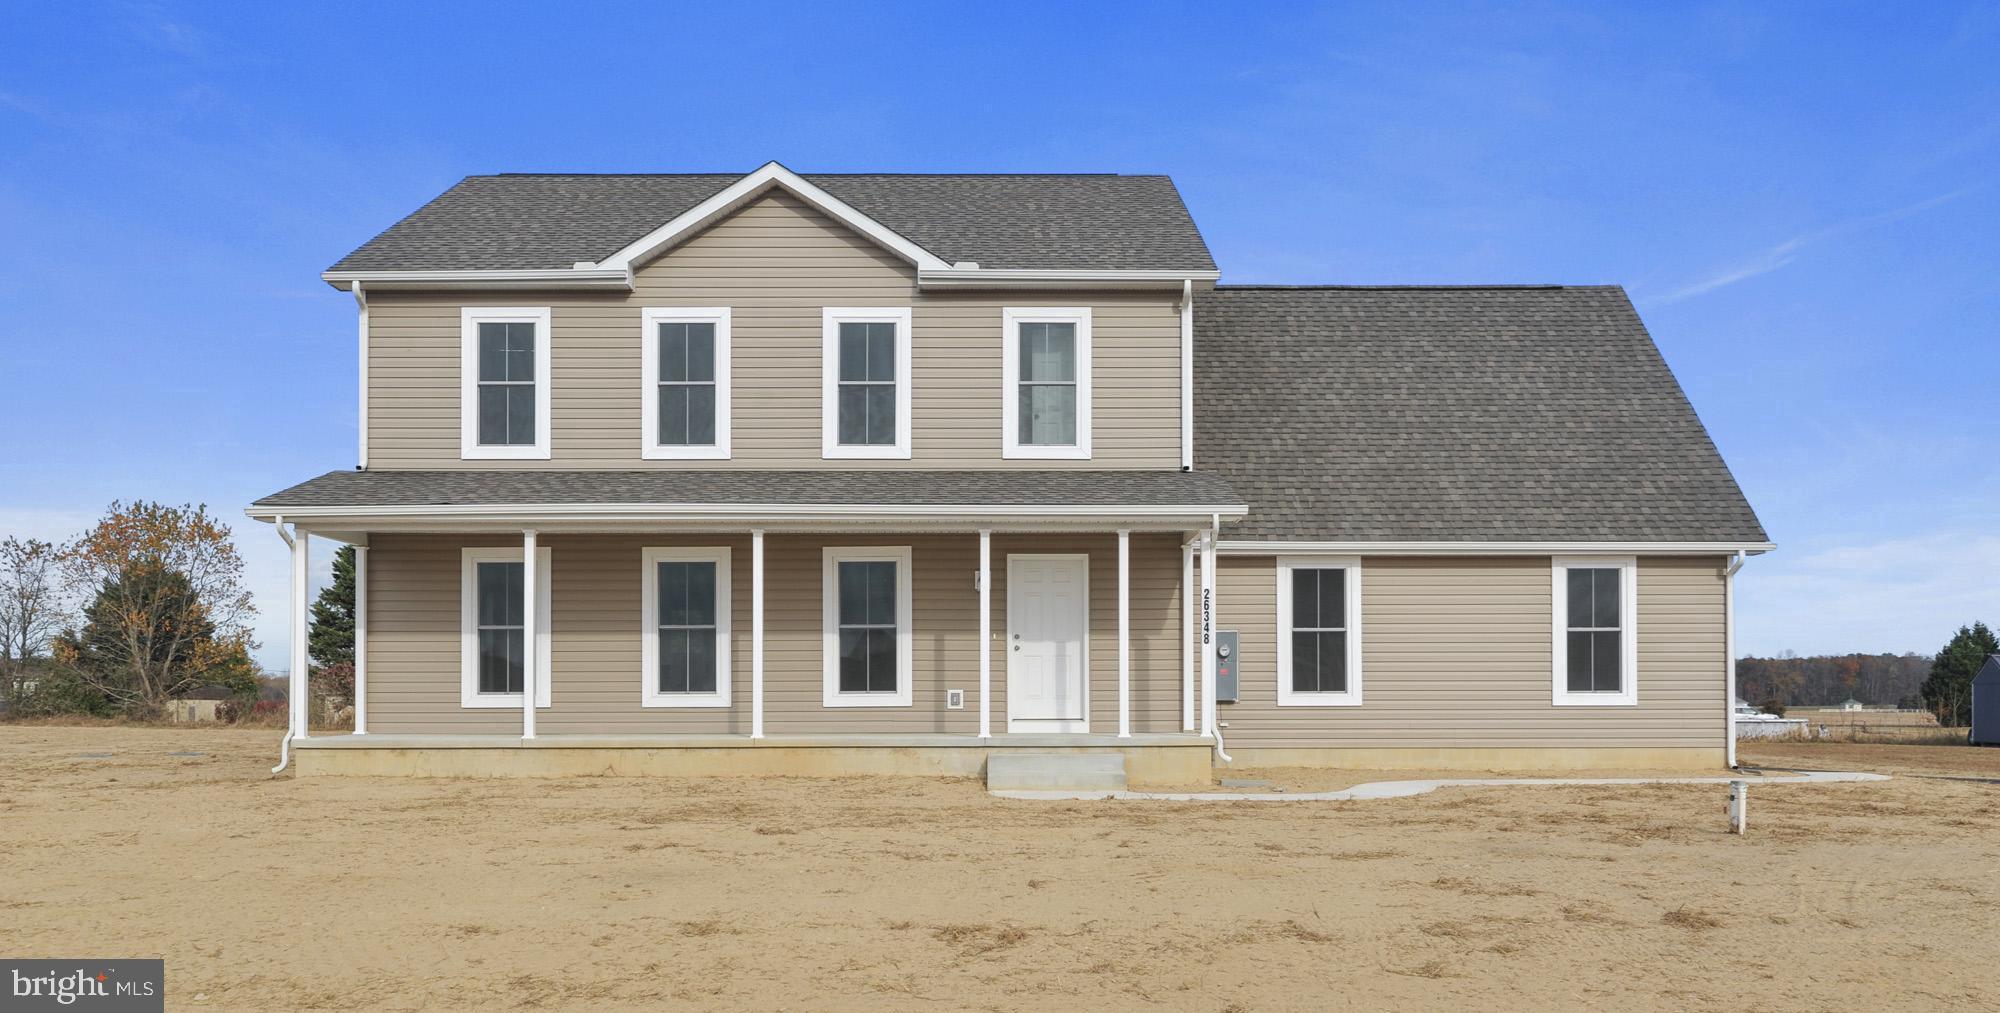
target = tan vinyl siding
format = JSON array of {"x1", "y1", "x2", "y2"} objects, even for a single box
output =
[
  {"x1": 365, "y1": 190, "x2": 1183, "y2": 470},
  {"x1": 1212, "y1": 555, "x2": 1727, "y2": 749},
  {"x1": 362, "y1": 532, "x2": 1186, "y2": 736}
]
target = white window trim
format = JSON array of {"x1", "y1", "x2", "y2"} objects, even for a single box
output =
[
  {"x1": 1275, "y1": 555, "x2": 1363, "y2": 706},
  {"x1": 821, "y1": 307, "x2": 913, "y2": 460},
  {"x1": 639, "y1": 546, "x2": 732, "y2": 708},
  {"x1": 640, "y1": 307, "x2": 731, "y2": 460},
  {"x1": 460, "y1": 546, "x2": 553, "y2": 708},
  {"x1": 821, "y1": 545, "x2": 915, "y2": 707},
  {"x1": 1551, "y1": 555, "x2": 1639, "y2": 707},
  {"x1": 460, "y1": 306, "x2": 553, "y2": 460},
  {"x1": 1001, "y1": 306, "x2": 1093, "y2": 460}
]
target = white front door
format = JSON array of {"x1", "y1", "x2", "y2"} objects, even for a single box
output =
[{"x1": 1007, "y1": 554, "x2": 1089, "y2": 733}]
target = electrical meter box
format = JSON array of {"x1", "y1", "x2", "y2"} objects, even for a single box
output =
[{"x1": 1214, "y1": 630, "x2": 1239, "y2": 703}]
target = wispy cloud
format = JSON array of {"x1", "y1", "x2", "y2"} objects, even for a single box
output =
[
  {"x1": 1738, "y1": 529, "x2": 2000, "y2": 656},
  {"x1": 1656, "y1": 185, "x2": 1981, "y2": 304}
]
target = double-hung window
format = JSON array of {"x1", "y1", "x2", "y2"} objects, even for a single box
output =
[
  {"x1": 1552, "y1": 556, "x2": 1638, "y2": 706},
  {"x1": 460, "y1": 546, "x2": 552, "y2": 708},
  {"x1": 1275, "y1": 556, "x2": 1362, "y2": 706},
  {"x1": 1002, "y1": 307, "x2": 1092, "y2": 459},
  {"x1": 461, "y1": 307, "x2": 552, "y2": 460},
  {"x1": 822, "y1": 546, "x2": 913, "y2": 707},
  {"x1": 641, "y1": 308, "x2": 731, "y2": 460},
  {"x1": 641, "y1": 547, "x2": 731, "y2": 707},
  {"x1": 822, "y1": 307, "x2": 912, "y2": 459}
]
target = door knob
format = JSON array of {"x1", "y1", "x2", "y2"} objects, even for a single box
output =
[{"x1": 1013, "y1": 645, "x2": 1020, "y2": 651}]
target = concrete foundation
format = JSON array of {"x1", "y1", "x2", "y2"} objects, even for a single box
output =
[
  {"x1": 292, "y1": 733, "x2": 1214, "y2": 786},
  {"x1": 1219, "y1": 745, "x2": 1729, "y2": 772}
]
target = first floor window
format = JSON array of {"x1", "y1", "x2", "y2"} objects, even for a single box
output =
[
  {"x1": 642, "y1": 547, "x2": 731, "y2": 707},
  {"x1": 642, "y1": 307, "x2": 731, "y2": 459},
  {"x1": 1552, "y1": 557, "x2": 1638, "y2": 706},
  {"x1": 1276, "y1": 557, "x2": 1361, "y2": 706},
  {"x1": 460, "y1": 546, "x2": 552, "y2": 707},
  {"x1": 822, "y1": 308, "x2": 911, "y2": 459},
  {"x1": 822, "y1": 546, "x2": 913, "y2": 706},
  {"x1": 461, "y1": 307, "x2": 552, "y2": 459},
  {"x1": 1002, "y1": 307, "x2": 1092, "y2": 459}
]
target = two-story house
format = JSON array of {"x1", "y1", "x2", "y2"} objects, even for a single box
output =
[{"x1": 250, "y1": 162, "x2": 1769, "y2": 782}]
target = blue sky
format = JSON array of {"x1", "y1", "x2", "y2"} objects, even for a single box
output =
[{"x1": 2, "y1": 2, "x2": 1995, "y2": 668}]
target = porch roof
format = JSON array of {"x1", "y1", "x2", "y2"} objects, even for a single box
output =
[{"x1": 247, "y1": 469, "x2": 1245, "y2": 530}]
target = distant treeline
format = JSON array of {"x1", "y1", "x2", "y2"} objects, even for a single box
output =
[{"x1": 1736, "y1": 652, "x2": 1932, "y2": 709}]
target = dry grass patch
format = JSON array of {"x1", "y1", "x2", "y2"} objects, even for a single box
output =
[{"x1": 1662, "y1": 907, "x2": 1724, "y2": 931}]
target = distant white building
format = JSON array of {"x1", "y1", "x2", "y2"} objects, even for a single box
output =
[
  {"x1": 1840, "y1": 698, "x2": 1865, "y2": 712},
  {"x1": 1734, "y1": 698, "x2": 1807, "y2": 740}
]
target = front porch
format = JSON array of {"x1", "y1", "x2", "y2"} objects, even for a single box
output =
[
  {"x1": 291, "y1": 731, "x2": 1215, "y2": 784},
  {"x1": 250, "y1": 470, "x2": 1246, "y2": 775}
]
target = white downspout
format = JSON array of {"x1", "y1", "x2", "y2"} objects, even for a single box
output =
[
  {"x1": 354, "y1": 281, "x2": 369, "y2": 470},
  {"x1": 271, "y1": 516, "x2": 297, "y2": 774},
  {"x1": 1179, "y1": 279, "x2": 1194, "y2": 472},
  {"x1": 1725, "y1": 550, "x2": 1746, "y2": 768}
]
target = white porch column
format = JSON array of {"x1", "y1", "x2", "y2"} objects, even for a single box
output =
[
  {"x1": 978, "y1": 529, "x2": 992, "y2": 739},
  {"x1": 521, "y1": 529, "x2": 537, "y2": 740},
  {"x1": 290, "y1": 528, "x2": 310, "y2": 739},
  {"x1": 1200, "y1": 522, "x2": 1217, "y2": 739},
  {"x1": 353, "y1": 545, "x2": 367, "y2": 735},
  {"x1": 1117, "y1": 529, "x2": 1131, "y2": 739},
  {"x1": 1182, "y1": 537, "x2": 1195, "y2": 731},
  {"x1": 751, "y1": 529, "x2": 765, "y2": 740}
]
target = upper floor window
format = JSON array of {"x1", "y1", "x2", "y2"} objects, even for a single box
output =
[
  {"x1": 641, "y1": 308, "x2": 731, "y2": 460},
  {"x1": 1275, "y1": 556, "x2": 1362, "y2": 706},
  {"x1": 822, "y1": 307, "x2": 912, "y2": 459},
  {"x1": 461, "y1": 307, "x2": 552, "y2": 460},
  {"x1": 1552, "y1": 556, "x2": 1638, "y2": 706},
  {"x1": 1002, "y1": 307, "x2": 1092, "y2": 459}
]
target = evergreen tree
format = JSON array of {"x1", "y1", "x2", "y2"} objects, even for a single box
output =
[
  {"x1": 308, "y1": 545, "x2": 357, "y2": 668},
  {"x1": 1920, "y1": 621, "x2": 1997, "y2": 727}
]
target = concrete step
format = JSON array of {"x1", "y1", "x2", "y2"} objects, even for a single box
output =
[{"x1": 986, "y1": 752, "x2": 1128, "y2": 792}]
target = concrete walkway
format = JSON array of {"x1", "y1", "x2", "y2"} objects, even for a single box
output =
[{"x1": 990, "y1": 769, "x2": 1888, "y2": 802}]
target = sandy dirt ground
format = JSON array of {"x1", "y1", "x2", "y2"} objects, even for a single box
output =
[{"x1": 2, "y1": 727, "x2": 1995, "y2": 1011}]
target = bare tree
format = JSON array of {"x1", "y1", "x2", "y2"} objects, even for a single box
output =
[
  {"x1": 52, "y1": 502, "x2": 257, "y2": 713},
  {"x1": 0, "y1": 536, "x2": 66, "y2": 703}
]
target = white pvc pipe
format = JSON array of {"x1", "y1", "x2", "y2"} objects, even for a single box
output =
[
  {"x1": 1117, "y1": 529, "x2": 1131, "y2": 739},
  {"x1": 354, "y1": 281, "x2": 369, "y2": 469}
]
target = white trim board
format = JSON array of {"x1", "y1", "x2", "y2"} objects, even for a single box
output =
[
  {"x1": 600, "y1": 162, "x2": 952, "y2": 274},
  {"x1": 1216, "y1": 540, "x2": 1773, "y2": 556}
]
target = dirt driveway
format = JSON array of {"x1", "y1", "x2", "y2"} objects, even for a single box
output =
[{"x1": 1, "y1": 726, "x2": 1994, "y2": 1011}]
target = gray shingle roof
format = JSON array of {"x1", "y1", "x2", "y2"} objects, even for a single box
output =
[
  {"x1": 253, "y1": 470, "x2": 1240, "y2": 510},
  {"x1": 328, "y1": 173, "x2": 1216, "y2": 274},
  {"x1": 1194, "y1": 285, "x2": 1767, "y2": 543}
]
